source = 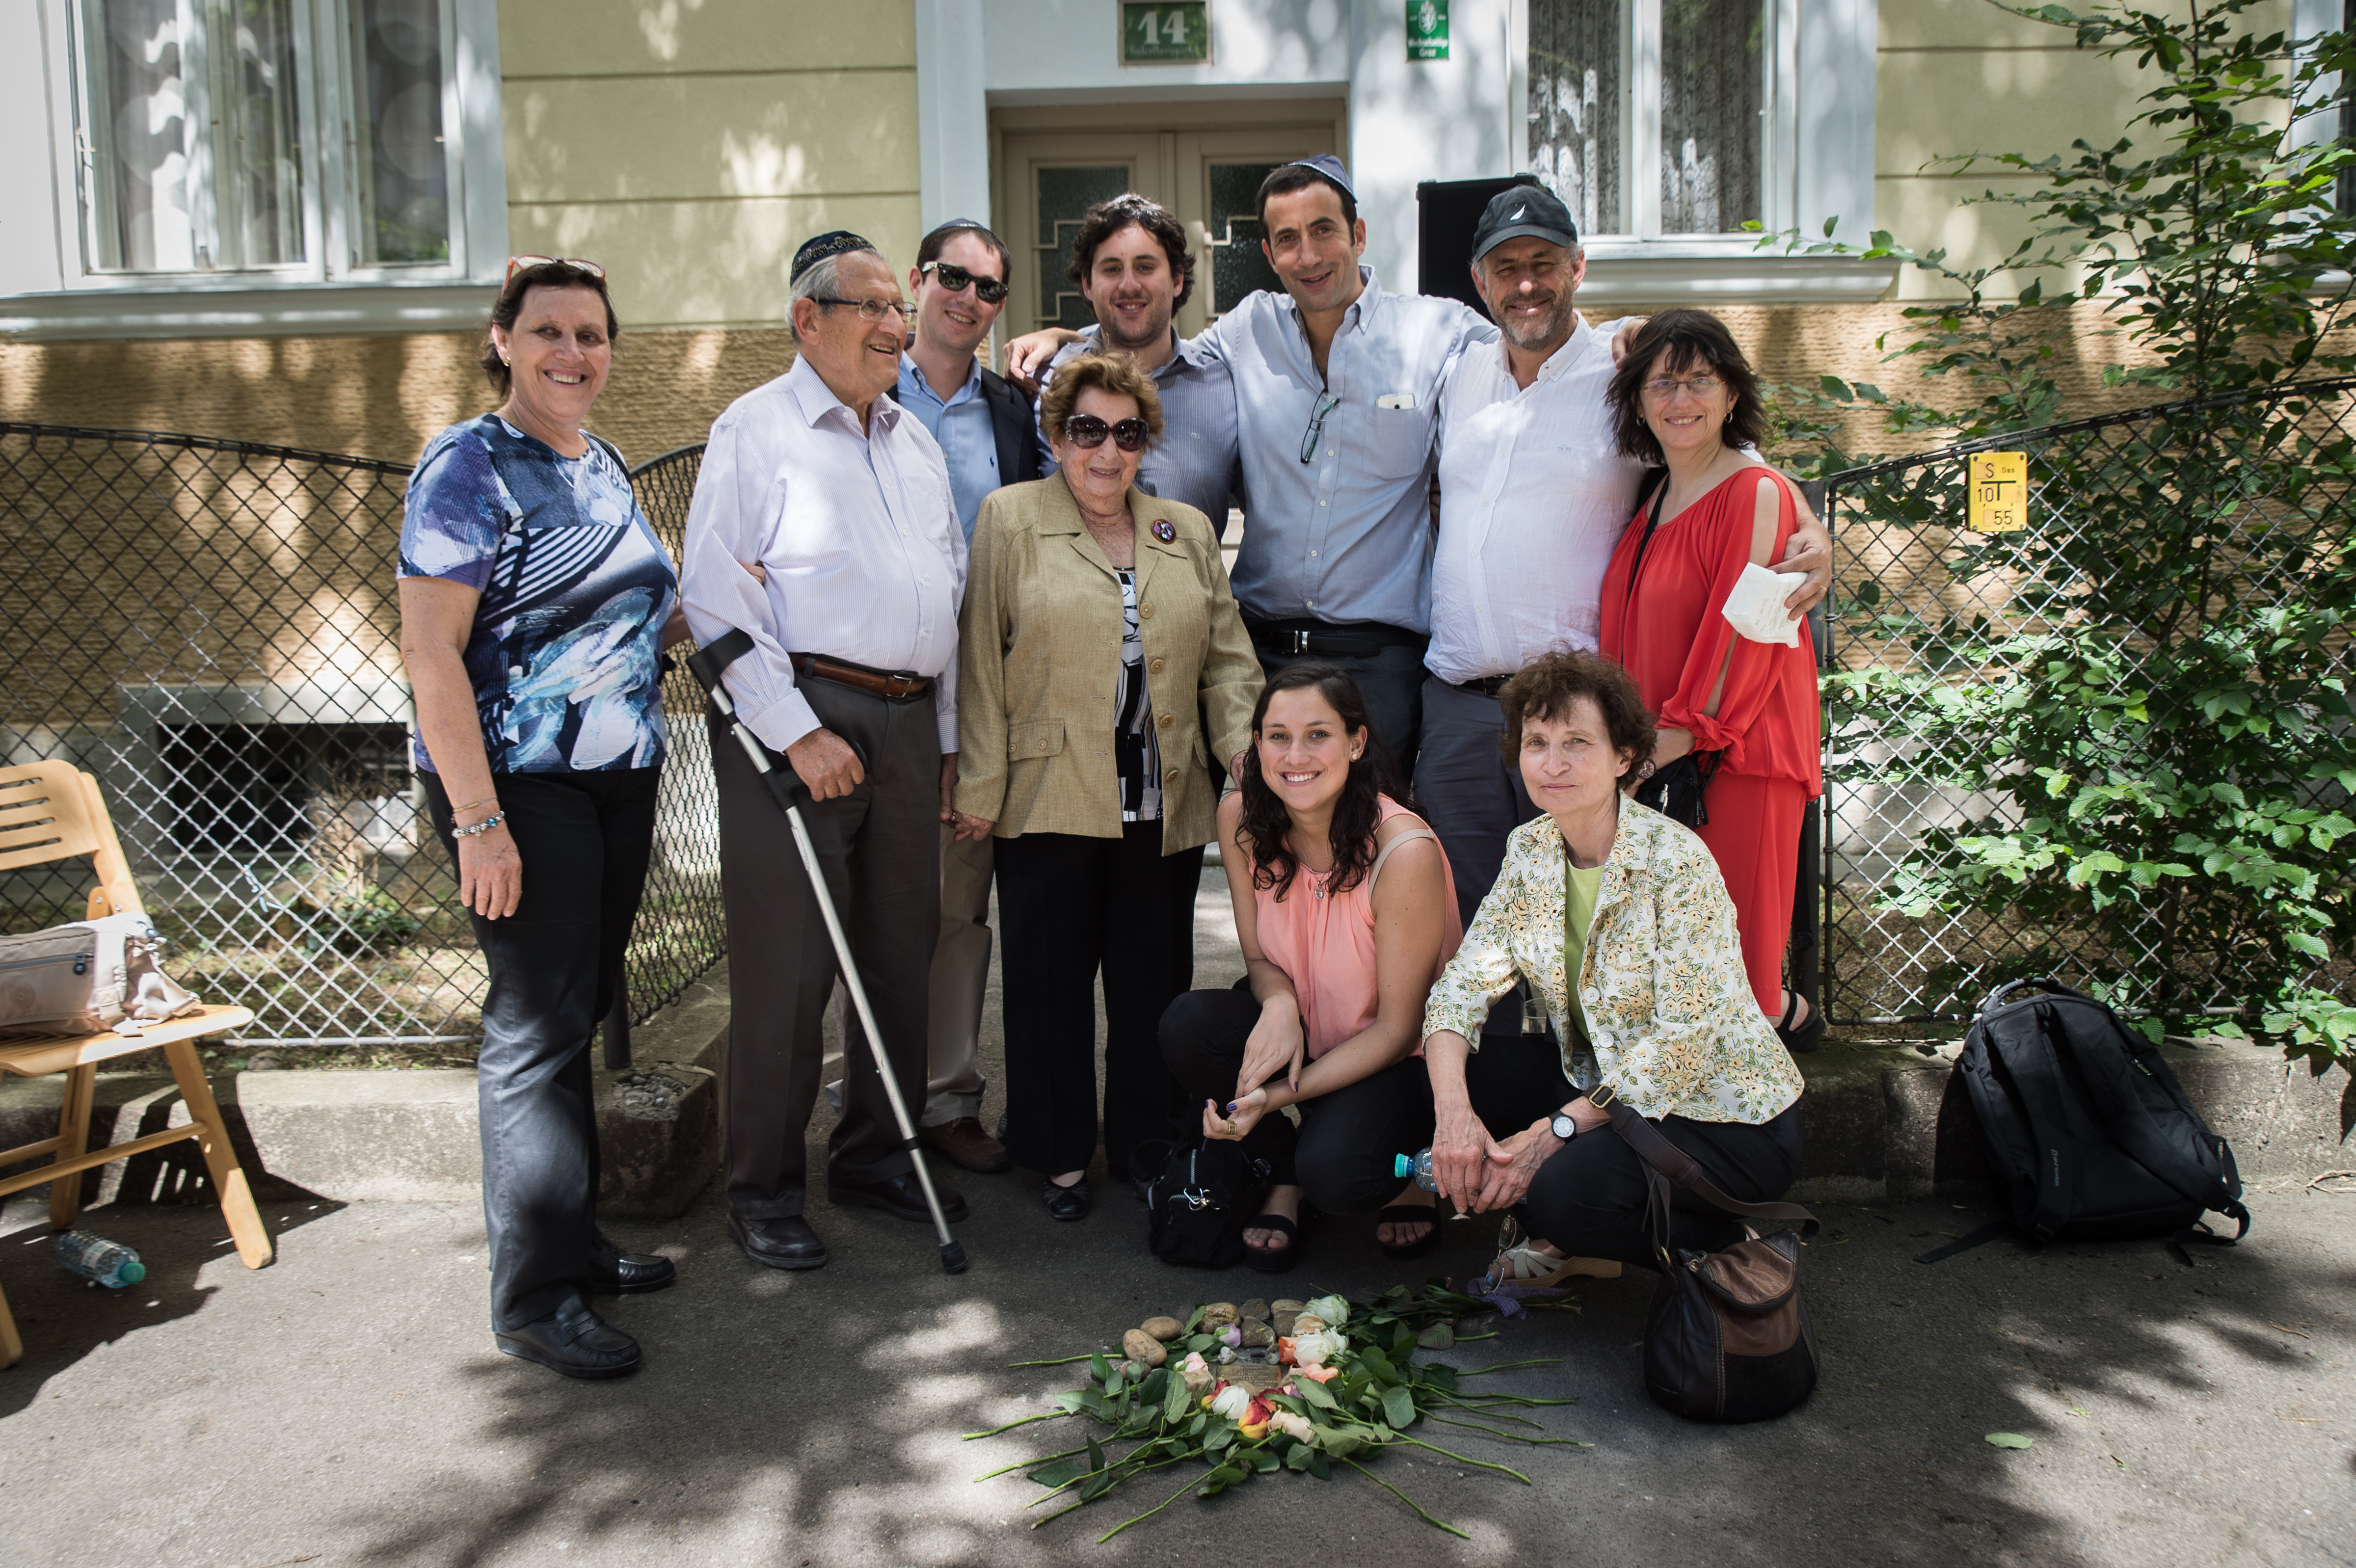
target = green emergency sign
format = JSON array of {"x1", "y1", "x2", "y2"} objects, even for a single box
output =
[{"x1": 1406, "y1": 0, "x2": 1449, "y2": 60}]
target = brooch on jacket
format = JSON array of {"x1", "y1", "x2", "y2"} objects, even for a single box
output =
[{"x1": 1151, "y1": 520, "x2": 1176, "y2": 543}]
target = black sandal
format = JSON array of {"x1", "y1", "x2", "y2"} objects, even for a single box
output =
[
  {"x1": 1776, "y1": 989, "x2": 1826, "y2": 1053},
  {"x1": 1242, "y1": 1211, "x2": 1303, "y2": 1274},
  {"x1": 1376, "y1": 1204, "x2": 1443, "y2": 1261}
]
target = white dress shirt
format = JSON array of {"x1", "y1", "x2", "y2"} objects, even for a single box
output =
[
  {"x1": 1425, "y1": 313, "x2": 1648, "y2": 685},
  {"x1": 680, "y1": 355, "x2": 967, "y2": 753}
]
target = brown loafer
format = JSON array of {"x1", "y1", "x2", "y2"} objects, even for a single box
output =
[{"x1": 921, "y1": 1116, "x2": 1013, "y2": 1174}]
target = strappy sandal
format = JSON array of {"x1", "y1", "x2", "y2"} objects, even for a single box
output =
[
  {"x1": 1776, "y1": 989, "x2": 1826, "y2": 1052},
  {"x1": 1375, "y1": 1204, "x2": 1442, "y2": 1260},
  {"x1": 1487, "y1": 1218, "x2": 1620, "y2": 1285},
  {"x1": 1243, "y1": 1211, "x2": 1303, "y2": 1275}
]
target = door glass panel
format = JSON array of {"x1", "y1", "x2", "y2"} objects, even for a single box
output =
[
  {"x1": 1528, "y1": 0, "x2": 1622, "y2": 237},
  {"x1": 1033, "y1": 165, "x2": 1134, "y2": 331},
  {"x1": 1659, "y1": 0, "x2": 1764, "y2": 235},
  {"x1": 217, "y1": 0, "x2": 307, "y2": 266},
  {"x1": 1205, "y1": 162, "x2": 1282, "y2": 318},
  {"x1": 348, "y1": 0, "x2": 450, "y2": 264}
]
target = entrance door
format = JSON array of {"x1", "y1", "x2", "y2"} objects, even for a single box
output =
[{"x1": 994, "y1": 99, "x2": 1349, "y2": 344}]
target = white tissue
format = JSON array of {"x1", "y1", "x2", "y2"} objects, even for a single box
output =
[{"x1": 1720, "y1": 562, "x2": 1803, "y2": 647}]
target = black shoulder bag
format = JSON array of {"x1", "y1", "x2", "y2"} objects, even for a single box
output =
[
  {"x1": 1608, "y1": 1099, "x2": 1821, "y2": 1423},
  {"x1": 1621, "y1": 469, "x2": 1721, "y2": 828}
]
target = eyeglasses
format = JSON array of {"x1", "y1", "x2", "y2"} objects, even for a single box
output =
[
  {"x1": 1299, "y1": 391, "x2": 1341, "y2": 464},
  {"x1": 919, "y1": 260, "x2": 1010, "y2": 305},
  {"x1": 1062, "y1": 414, "x2": 1151, "y2": 452},
  {"x1": 814, "y1": 296, "x2": 918, "y2": 324},
  {"x1": 507, "y1": 255, "x2": 605, "y2": 282},
  {"x1": 1641, "y1": 372, "x2": 1724, "y2": 400}
]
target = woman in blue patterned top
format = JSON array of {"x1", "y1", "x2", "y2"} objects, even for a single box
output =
[{"x1": 397, "y1": 258, "x2": 688, "y2": 1380}]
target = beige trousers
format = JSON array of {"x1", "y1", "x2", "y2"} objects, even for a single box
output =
[{"x1": 923, "y1": 823, "x2": 994, "y2": 1125}]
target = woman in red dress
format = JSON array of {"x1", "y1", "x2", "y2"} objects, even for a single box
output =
[{"x1": 1598, "y1": 309, "x2": 1824, "y2": 1049}]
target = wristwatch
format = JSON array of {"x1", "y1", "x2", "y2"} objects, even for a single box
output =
[{"x1": 1549, "y1": 1110, "x2": 1580, "y2": 1142}]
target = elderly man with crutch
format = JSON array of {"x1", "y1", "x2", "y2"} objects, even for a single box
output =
[{"x1": 681, "y1": 230, "x2": 970, "y2": 1272}]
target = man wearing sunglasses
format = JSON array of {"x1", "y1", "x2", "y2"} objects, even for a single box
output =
[{"x1": 893, "y1": 218, "x2": 1042, "y2": 1181}]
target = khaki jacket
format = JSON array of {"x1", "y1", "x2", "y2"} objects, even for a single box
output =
[
  {"x1": 1423, "y1": 804, "x2": 1805, "y2": 1125},
  {"x1": 955, "y1": 476, "x2": 1261, "y2": 852}
]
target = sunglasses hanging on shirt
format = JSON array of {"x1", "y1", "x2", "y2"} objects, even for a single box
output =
[{"x1": 1063, "y1": 414, "x2": 1150, "y2": 453}]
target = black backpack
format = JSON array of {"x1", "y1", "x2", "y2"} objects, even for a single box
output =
[
  {"x1": 1924, "y1": 977, "x2": 2250, "y2": 1263},
  {"x1": 1134, "y1": 1137, "x2": 1269, "y2": 1269}
]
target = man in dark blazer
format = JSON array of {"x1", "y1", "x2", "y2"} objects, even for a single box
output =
[{"x1": 891, "y1": 218, "x2": 1036, "y2": 1175}]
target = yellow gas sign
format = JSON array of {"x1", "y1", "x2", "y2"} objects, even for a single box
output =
[{"x1": 1967, "y1": 452, "x2": 2028, "y2": 533}]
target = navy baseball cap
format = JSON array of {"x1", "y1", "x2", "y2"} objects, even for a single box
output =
[
  {"x1": 1471, "y1": 180, "x2": 1579, "y2": 263},
  {"x1": 791, "y1": 229, "x2": 877, "y2": 282}
]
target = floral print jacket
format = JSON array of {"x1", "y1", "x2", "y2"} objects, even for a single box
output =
[{"x1": 1421, "y1": 802, "x2": 1804, "y2": 1124}]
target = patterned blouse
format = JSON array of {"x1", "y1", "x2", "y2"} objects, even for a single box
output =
[
  {"x1": 1113, "y1": 568, "x2": 1164, "y2": 821},
  {"x1": 1422, "y1": 801, "x2": 1805, "y2": 1124}
]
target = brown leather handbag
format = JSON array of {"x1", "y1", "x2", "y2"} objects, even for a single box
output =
[{"x1": 1608, "y1": 1101, "x2": 1821, "y2": 1423}]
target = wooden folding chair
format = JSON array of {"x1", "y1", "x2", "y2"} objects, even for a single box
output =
[{"x1": 0, "y1": 760, "x2": 272, "y2": 1367}]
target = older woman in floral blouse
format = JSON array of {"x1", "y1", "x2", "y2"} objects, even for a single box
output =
[{"x1": 1420, "y1": 649, "x2": 1804, "y2": 1283}]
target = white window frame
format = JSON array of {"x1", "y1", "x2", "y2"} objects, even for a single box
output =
[
  {"x1": 5, "y1": 0, "x2": 506, "y2": 339},
  {"x1": 1512, "y1": 0, "x2": 1889, "y2": 304}
]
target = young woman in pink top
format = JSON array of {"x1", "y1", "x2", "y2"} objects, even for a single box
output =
[{"x1": 1159, "y1": 664, "x2": 1463, "y2": 1272}]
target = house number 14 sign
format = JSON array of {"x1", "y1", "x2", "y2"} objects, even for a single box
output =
[{"x1": 1122, "y1": 3, "x2": 1211, "y2": 64}]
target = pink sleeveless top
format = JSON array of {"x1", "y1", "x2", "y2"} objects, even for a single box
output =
[{"x1": 1254, "y1": 797, "x2": 1463, "y2": 1060}]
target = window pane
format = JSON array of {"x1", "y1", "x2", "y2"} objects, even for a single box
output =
[
  {"x1": 89, "y1": 0, "x2": 196, "y2": 271},
  {"x1": 1529, "y1": 0, "x2": 1622, "y2": 236},
  {"x1": 216, "y1": 0, "x2": 306, "y2": 266},
  {"x1": 1033, "y1": 165, "x2": 1133, "y2": 331},
  {"x1": 1659, "y1": 0, "x2": 1765, "y2": 235},
  {"x1": 1206, "y1": 161, "x2": 1283, "y2": 317},
  {"x1": 348, "y1": 0, "x2": 449, "y2": 264}
]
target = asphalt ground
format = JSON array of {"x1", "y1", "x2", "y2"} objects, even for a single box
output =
[{"x1": 1, "y1": 868, "x2": 2350, "y2": 1567}]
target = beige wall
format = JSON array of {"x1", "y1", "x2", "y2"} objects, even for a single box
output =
[
  {"x1": 1876, "y1": 1, "x2": 2295, "y2": 299},
  {"x1": 499, "y1": 0, "x2": 922, "y2": 331}
]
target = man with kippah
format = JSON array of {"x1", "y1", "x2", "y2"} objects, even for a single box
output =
[{"x1": 681, "y1": 231, "x2": 970, "y2": 1273}]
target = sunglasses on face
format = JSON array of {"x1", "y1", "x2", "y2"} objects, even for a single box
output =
[
  {"x1": 920, "y1": 260, "x2": 1010, "y2": 304},
  {"x1": 507, "y1": 255, "x2": 605, "y2": 282},
  {"x1": 1062, "y1": 414, "x2": 1150, "y2": 452}
]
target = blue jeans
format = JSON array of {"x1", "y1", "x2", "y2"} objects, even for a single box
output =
[{"x1": 426, "y1": 766, "x2": 660, "y2": 1330}]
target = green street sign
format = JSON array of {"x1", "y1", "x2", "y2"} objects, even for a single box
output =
[
  {"x1": 1406, "y1": 0, "x2": 1449, "y2": 60},
  {"x1": 1122, "y1": 2, "x2": 1211, "y2": 64}
]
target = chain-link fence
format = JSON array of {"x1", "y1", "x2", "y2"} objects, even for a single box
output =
[
  {"x1": 1818, "y1": 376, "x2": 2356, "y2": 1024},
  {"x1": 0, "y1": 423, "x2": 723, "y2": 1047}
]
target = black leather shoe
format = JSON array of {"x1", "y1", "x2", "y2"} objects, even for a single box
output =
[
  {"x1": 494, "y1": 1297, "x2": 641, "y2": 1379},
  {"x1": 830, "y1": 1170, "x2": 969, "y2": 1224},
  {"x1": 589, "y1": 1231, "x2": 678, "y2": 1295},
  {"x1": 727, "y1": 1209, "x2": 829, "y2": 1271},
  {"x1": 1041, "y1": 1177, "x2": 1092, "y2": 1222}
]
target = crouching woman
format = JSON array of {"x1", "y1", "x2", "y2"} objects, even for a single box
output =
[{"x1": 1419, "y1": 650, "x2": 1804, "y2": 1282}]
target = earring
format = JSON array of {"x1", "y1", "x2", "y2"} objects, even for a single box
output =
[{"x1": 501, "y1": 354, "x2": 511, "y2": 365}]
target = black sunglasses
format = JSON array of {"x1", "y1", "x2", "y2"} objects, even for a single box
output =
[
  {"x1": 920, "y1": 260, "x2": 1010, "y2": 304},
  {"x1": 1063, "y1": 414, "x2": 1150, "y2": 452}
]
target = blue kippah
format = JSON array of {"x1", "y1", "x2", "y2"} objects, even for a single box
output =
[{"x1": 1283, "y1": 154, "x2": 1357, "y2": 200}]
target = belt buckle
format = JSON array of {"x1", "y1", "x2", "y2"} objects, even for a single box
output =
[{"x1": 1289, "y1": 630, "x2": 1312, "y2": 655}]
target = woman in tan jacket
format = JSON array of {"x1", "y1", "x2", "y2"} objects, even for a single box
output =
[{"x1": 954, "y1": 352, "x2": 1261, "y2": 1221}]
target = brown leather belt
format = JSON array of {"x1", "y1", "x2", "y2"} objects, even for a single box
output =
[{"x1": 789, "y1": 652, "x2": 933, "y2": 703}]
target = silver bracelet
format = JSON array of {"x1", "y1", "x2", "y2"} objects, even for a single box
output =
[{"x1": 451, "y1": 810, "x2": 506, "y2": 839}]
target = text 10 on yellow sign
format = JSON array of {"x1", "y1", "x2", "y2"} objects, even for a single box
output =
[{"x1": 1967, "y1": 452, "x2": 2028, "y2": 533}]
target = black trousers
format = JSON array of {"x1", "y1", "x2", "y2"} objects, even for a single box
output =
[
  {"x1": 711, "y1": 681, "x2": 939, "y2": 1220},
  {"x1": 1159, "y1": 983, "x2": 1434, "y2": 1215},
  {"x1": 424, "y1": 765, "x2": 660, "y2": 1331},
  {"x1": 1465, "y1": 1035, "x2": 1804, "y2": 1266},
  {"x1": 994, "y1": 821, "x2": 1198, "y2": 1177},
  {"x1": 1416, "y1": 675, "x2": 1542, "y2": 1042}
]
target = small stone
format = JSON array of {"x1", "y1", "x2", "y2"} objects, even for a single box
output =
[
  {"x1": 1140, "y1": 1315, "x2": 1184, "y2": 1342},
  {"x1": 1271, "y1": 1310, "x2": 1298, "y2": 1336},
  {"x1": 1217, "y1": 1345, "x2": 1237, "y2": 1364},
  {"x1": 1239, "y1": 1298, "x2": 1271, "y2": 1321},
  {"x1": 1200, "y1": 1302, "x2": 1239, "y2": 1331},
  {"x1": 1271, "y1": 1299, "x2": 1307, "y2": 1314},
  {"x1": 245, "y1": 1055, "x2": 285, "y2": 1072},
  {"x1": 1239, "y1": 1320, "x2": 1274, "y2": 1349},
  {"x1": 1122, "y1": 1329, "x2": 1168, "y2": 1368}
]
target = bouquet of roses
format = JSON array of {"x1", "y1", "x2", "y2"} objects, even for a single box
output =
[{"x1": 968, "y1": 1283, "x2": 1587, "y2": 1541}]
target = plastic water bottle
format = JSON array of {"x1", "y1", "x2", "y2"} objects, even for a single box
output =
[
  {"x1": 54, "y1": 1230, "x2": 145, "y2": 1289},
  {"x1": 1394, "y1": 1148, "x2": 1438, "y2": 1193}
]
